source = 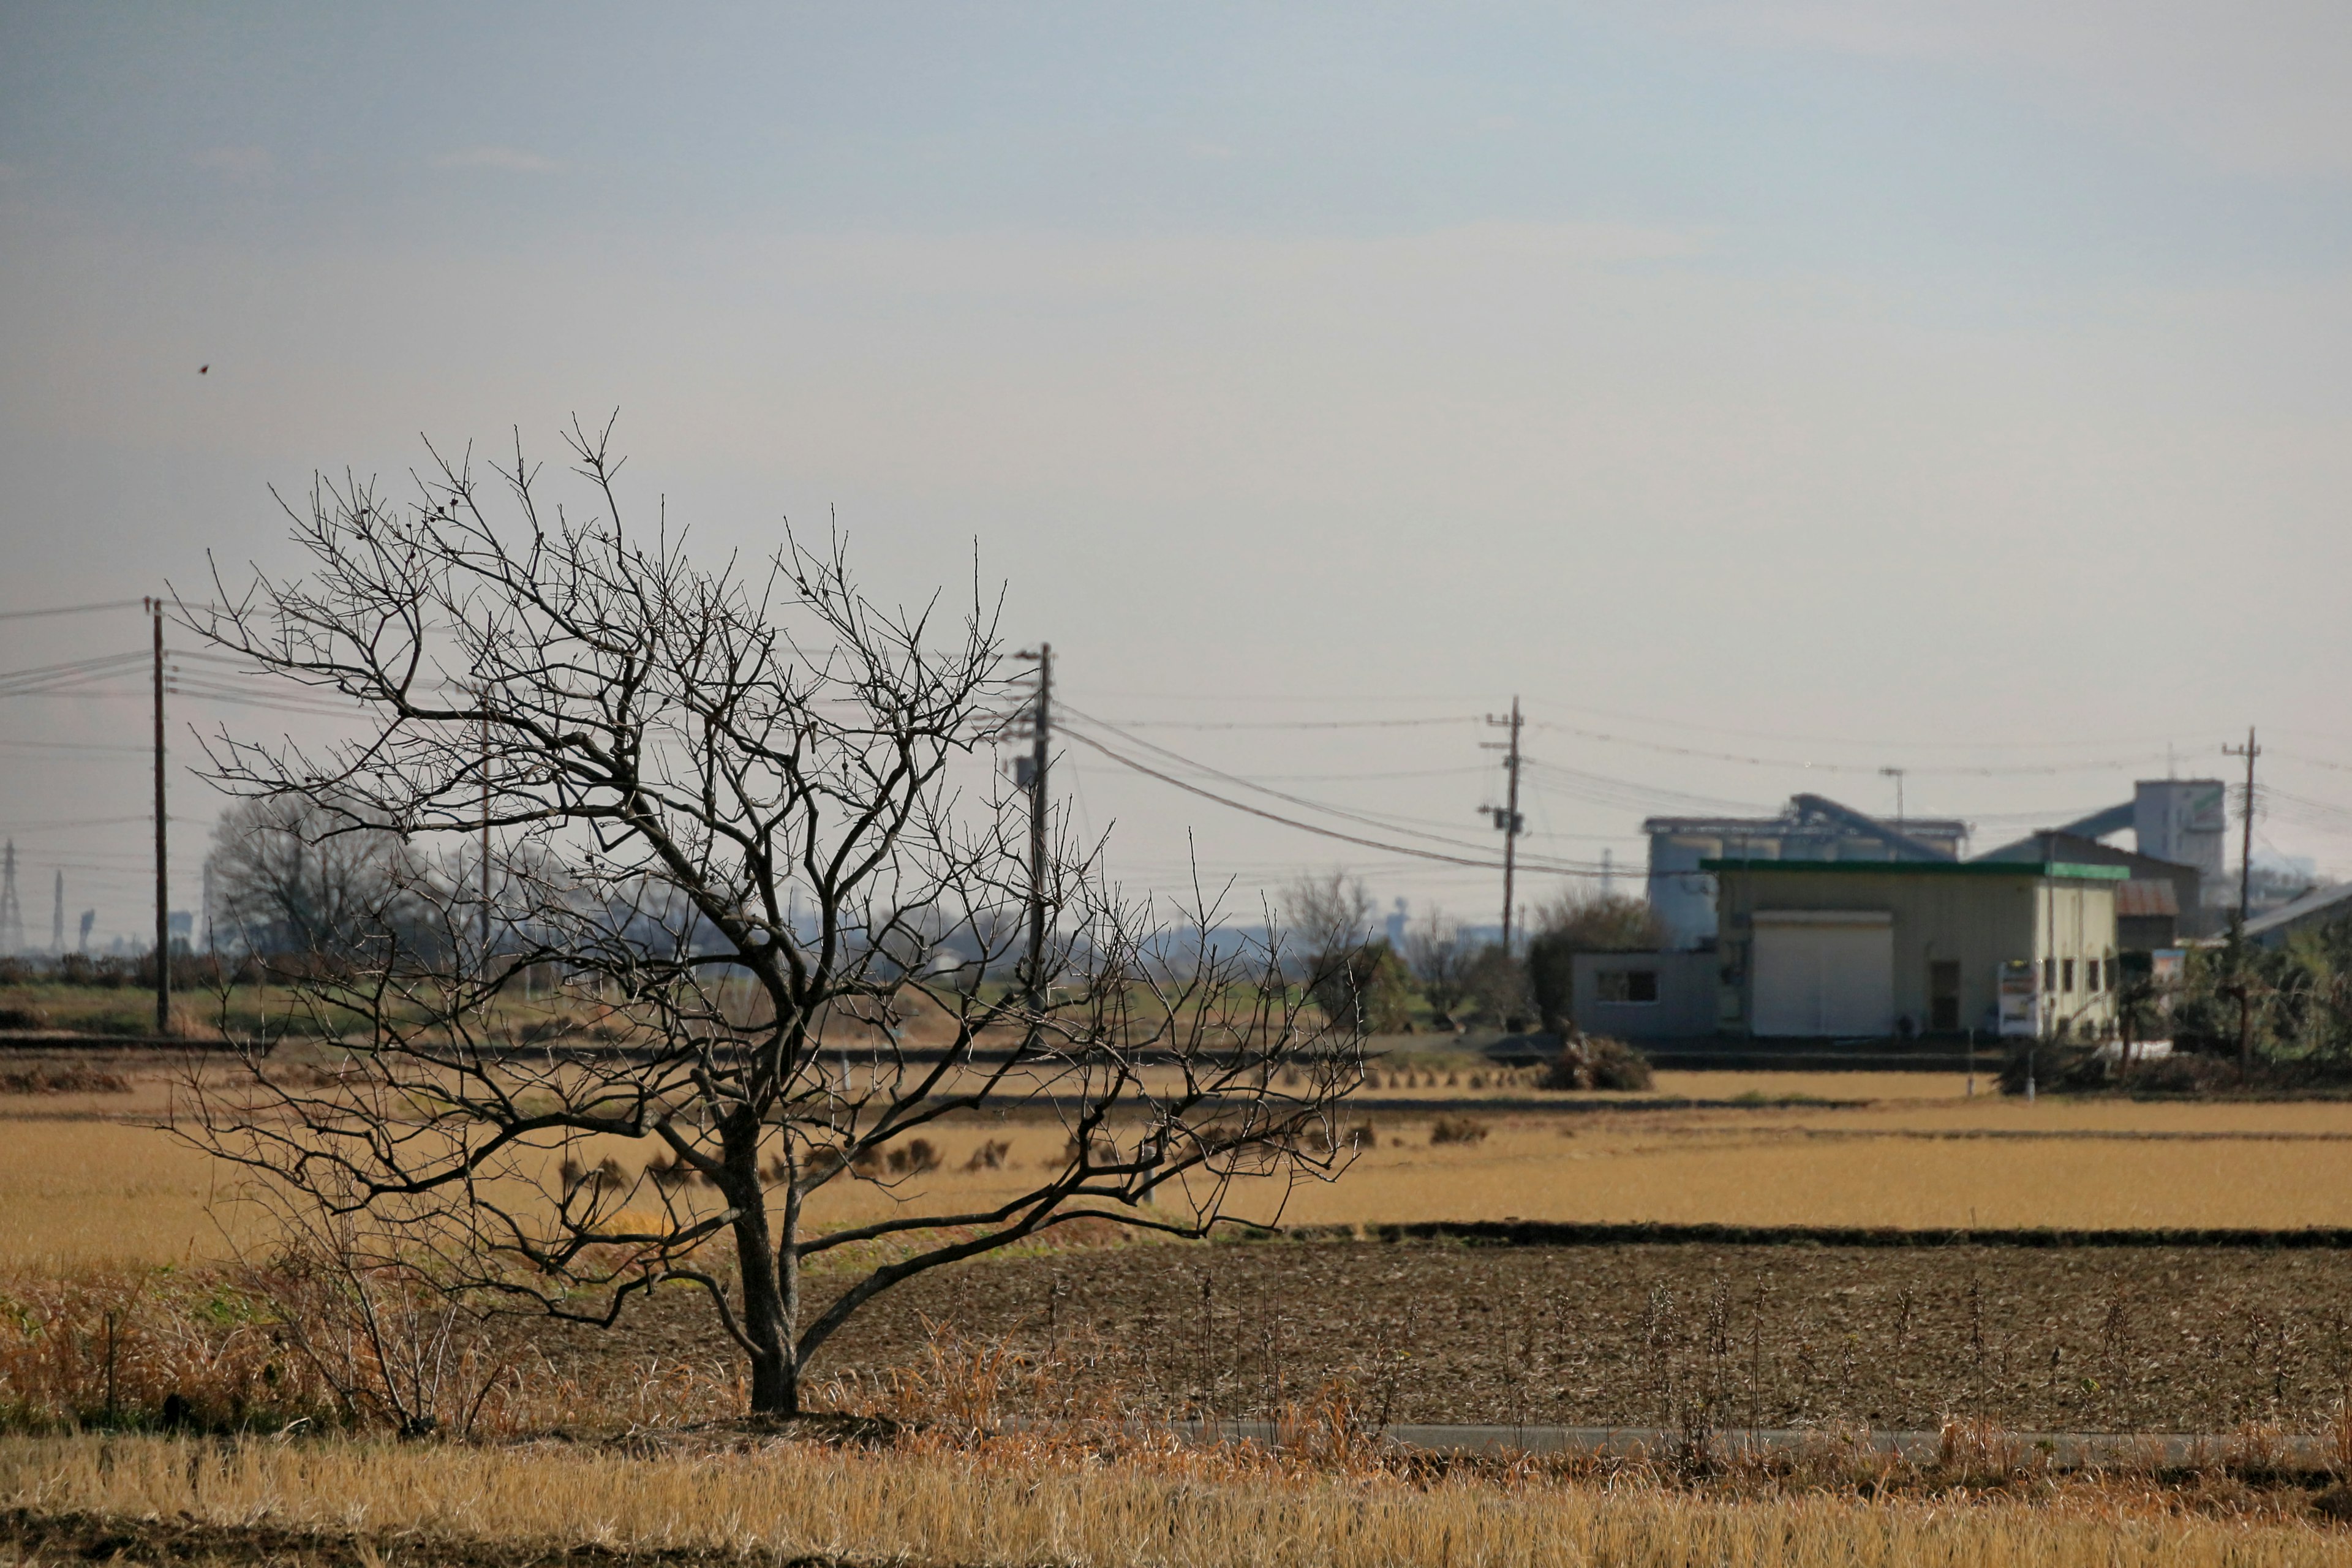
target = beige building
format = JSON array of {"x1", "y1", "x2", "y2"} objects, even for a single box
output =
[{"x1": 1703, "y1": 859, "x2": 2126, "y2": 1041}]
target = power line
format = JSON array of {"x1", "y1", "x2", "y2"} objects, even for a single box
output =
[
  {"x1": 1062, "y1": 705, "x2": 1526, "y2": 857},
  {"x1": 0, "y1": 599, "x2": 148, "y2": 622},
  {"x1": 1526, "y1": 720, "x2": 2179, "y2": 777},
  {"x1": 1060, "y1": 722, "x2": 1616, "y2": 876},
  {"x1": 1060, "y1": 726, "x2": 1520, "y2": 870},
  {"x1": 1067, "y1": 715, "x2": 1479, "y2": 731}
]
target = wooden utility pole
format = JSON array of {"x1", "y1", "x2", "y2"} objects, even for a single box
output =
[
  {"x1": 1020, "y1": 644, "x2": 1051, "y2": 1009},
  {"x1": 2223, "y1": 726, "x2": 2261, "y2": 1079},
  {"x1": 1485, "y1": 698, "x2": 1525, "y2": 956},
  {"x1": 149, "y1": 598, "x2": 170, "y2": 1037}
]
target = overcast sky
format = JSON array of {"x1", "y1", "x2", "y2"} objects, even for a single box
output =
[{"x1": 4, "y1": 2, "x2": 2351, "y2": 944}]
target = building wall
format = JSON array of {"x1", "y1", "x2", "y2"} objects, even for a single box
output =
[
  {"x1": 1712, "y1": 869, "x2": 2118, "y2": 1039},
  {"x1": 2134, "y1": 779, "x2": 2228, "y2": 897},
  {"x1": 1569, "y1": 951, "x2": 1718, "y2": 1040}
]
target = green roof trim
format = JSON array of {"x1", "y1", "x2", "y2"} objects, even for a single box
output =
[{"x1": 1699, "y1": 858, "x2": 2132, "y2": 883}]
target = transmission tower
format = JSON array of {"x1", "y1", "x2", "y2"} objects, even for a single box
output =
[{"x1": 0, "y1": 840, "x2": 21, "y2": 957}]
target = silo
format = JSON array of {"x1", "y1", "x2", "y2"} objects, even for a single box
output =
[{"x1": 2133, "y1": 778, "x2": 2228, "y2": 895}]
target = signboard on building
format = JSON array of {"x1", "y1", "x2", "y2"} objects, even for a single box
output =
[{"x1": 1997, "y1": 958, "x2": 2038, "y2": 1038}]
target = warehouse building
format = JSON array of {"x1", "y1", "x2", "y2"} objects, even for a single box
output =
[{"x1": 1704, "y1": 858, "x2": 2126, "y2": 1040}]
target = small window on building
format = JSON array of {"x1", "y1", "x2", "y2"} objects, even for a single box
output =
[
  {"x1": 2062, "y1": 958, "x2": 2075, "y2": 993},
  {"x1": 1596, "y1": 968, "x2": 1660, "y2": 1004},
  {"x1": 2043, "y1": 957, "x2": 2057, "y2": 992}
]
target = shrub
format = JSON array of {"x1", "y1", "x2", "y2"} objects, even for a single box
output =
[
  {"x1": 1428, "y1": 1114, "x2": 1490, "y2": 1145},
  {"x1": 1305, "y1": 939, "x2": 1415, "y2": 1035},
  {"x1": 886, "y1": 1137, "x2": 942, "y2": 1175},
  {"x1": 1540, "y1": 1035, "x2": 1655, "y2": 1091},
  {"x1": 0, "y1": 1068, "x2": 130, "y2": 1095}
]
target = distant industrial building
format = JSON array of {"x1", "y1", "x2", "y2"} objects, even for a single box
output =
[
  {"x1": 1973, "y1": 829, "x2": 2203, "y2": 946},
  {"x1": 1705, "y1": 858, "x2": 2125, "y2": 1041},
  {"x1": 1643, "y1": 794, "x2": 1967, "y2": 951},
  {"x1": 2245, "y1": 881, "x2": 2352, "y2": 950},
  {"x1": 1977, "y1": 780, "x2": 2227, "y2": 937}
]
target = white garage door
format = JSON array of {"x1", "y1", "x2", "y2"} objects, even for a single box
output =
[{"x1": 1752, "y1": 911, "x2": 1894, "y2": 1038}]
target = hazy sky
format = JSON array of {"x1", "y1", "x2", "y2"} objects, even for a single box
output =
[{"x1": 4, "y1": 2, "x2": 2351, "y2": 944}]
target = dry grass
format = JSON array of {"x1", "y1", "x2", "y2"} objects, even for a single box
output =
[
  {"x1": 18, "y1": 1071, "x2": 2352, "y2": 1271},
  {"x1": 0, "y1": 1121, "x2": 262, "y2": 1269},
  {"x1": 3, "y1": 1433, "x2": 2351, "y2": 1568}
]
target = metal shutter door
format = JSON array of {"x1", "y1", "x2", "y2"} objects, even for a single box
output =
[{"x1": 1752, "y1": 914, "x2": 1894, "y2": 1037}]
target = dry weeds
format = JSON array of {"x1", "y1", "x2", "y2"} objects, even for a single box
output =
[{"x1": 4, "y1": 1432, "x2": 2351, "y2": 1567}]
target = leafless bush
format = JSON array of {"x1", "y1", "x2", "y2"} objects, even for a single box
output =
[
  {"x1": 0, "y1": 1067, "x2": 131, "y2": 1095},
  {"x1": 1429, "y1": 1114, "x2": 1490, "y2": 1145},
  {"x1": 885, "y1": 1138, "x2": 942, "y2": 1176},
  {"x1": 1542, "y1": 1036, "x2": 1655, "y2": 1091}
]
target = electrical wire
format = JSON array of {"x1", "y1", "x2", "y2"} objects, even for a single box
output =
[
  {"x1": 0, "y1": 600, "x2": 149, "y2": 622},
  {"x1": 1060, "y1": 724, "x2": 1617, "y2": 877},
  {"x1": 1063, "y1": 715, "x2": 1480, "y2": 731},
  {"x1": 1061, "y1": 706, "x2": 1521, "y2": 854},
  {"x1": 1527, "y1": 720, "x2": 2180, "y2": 777}
]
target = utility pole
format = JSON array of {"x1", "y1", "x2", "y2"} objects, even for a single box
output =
[
  {"x1": 1016, "y1": 644, "x2": 1051, "y2": 1009},
  {"x1": 1880, "y1": 766, "x2": 1906, "y2": 827},
  {"x1": 2225, "y1": 726, "x2": 2260, "y2": 935},
  {"x1": 150, "y1": 598, "x2": 170, "y2": 1037},
  {"x1": 2223, "y1": 726, "x2": 2261, "y2": 1080},
  {"x1": 480, "y1": 697, "x2": 493, "y2": 976},
  {"x1": 1483, "y1": 697, "x2": 1525, "y2": 956}
]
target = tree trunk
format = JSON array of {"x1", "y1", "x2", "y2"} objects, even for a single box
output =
[{"x1": 725, "y1": 1119, "x2": 797, "y2": 1415}]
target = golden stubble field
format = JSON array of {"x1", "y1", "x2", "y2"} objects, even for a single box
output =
[
  {"x1": 9, "y1": 1432, "x2": 2352, "y2": 1568},
  {"x1": 11, "y1": 1066, "x2": 2352, "y2": 1268}
]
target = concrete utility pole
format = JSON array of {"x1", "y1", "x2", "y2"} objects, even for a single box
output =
[
  {"x1": 51, "y1": 869, "x2": 62, "y2": 956},
  {"x1": 1880, "y1": 766, "x2": 1907, "y2": 827},
  {"x1": 150, "y1": 598, "x2": 170, "y2": 1036},
  {"x1": 2225, "y1": 726, "x2": 2260, "y2": 935},
  {"x1": 1485, "y1": 698, "x2": 1525, "y2": 956},
  {"x1": 2223, "y1": 726, "x2": 2261, "y2": 1080},
  {"x1": 1016, "y1": 644, "x2": 1052, "y2": 1009}
]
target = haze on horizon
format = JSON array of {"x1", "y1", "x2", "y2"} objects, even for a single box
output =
[{"x1": 3, "y1": 1, "x2": 2350, "y2": 946}]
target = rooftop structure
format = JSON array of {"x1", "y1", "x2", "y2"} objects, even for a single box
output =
[{"x1": 1644, "y1": 794, "x2": 1967, "y2": 951}]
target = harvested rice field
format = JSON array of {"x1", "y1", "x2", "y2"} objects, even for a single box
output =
[
  {"x1": 796, "y1": 1237, "x2": 2352, "y2": 1434},
  {"x1": 15, "y1": 1060, "x2": 2352, "y2": 1264}
]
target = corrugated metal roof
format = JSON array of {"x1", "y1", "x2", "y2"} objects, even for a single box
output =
[
  {"x1": 2245, "y1": 881, "x2": 2352, "y2": 941},
  {"x1": 1701, "y1": 859, "x2": 2130, "y2": 882}
]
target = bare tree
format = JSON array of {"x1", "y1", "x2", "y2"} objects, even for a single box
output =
[
  {"x1": 1401, "y1": 904, "x2": 1472, "y2": 1025},
  {"x1": 178, "y1": 423, "x2": 1365, "y2": 1418},
  {"x1": 205, "y1": 794, "x2": 444, "y2": 965},
  {"x1": 1281, "y1": 870, "x2": 1373, "y2": 967}
]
